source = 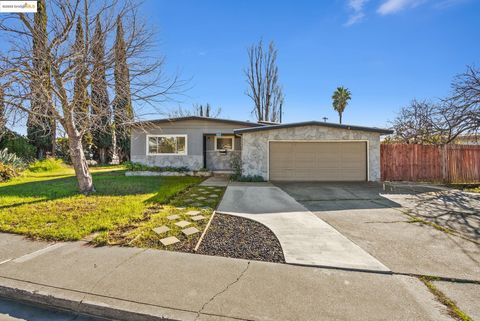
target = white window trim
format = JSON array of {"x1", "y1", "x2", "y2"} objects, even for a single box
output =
[
  {"x1": 214, "y1": 135, "x2": 235, "y2": 151},
  {"x1": 146, "y1": 134, "x2": 188, "y2": 156}
]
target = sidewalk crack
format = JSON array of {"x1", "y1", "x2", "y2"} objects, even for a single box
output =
[
  {"x1": 76, "y1": 248, "x2": 147, "y2": 312},
  {"x1": 195, "y1": 261, "x2": 251, "y2": 321}
]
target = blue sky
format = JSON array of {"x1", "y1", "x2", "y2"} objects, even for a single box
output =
[{"x1": 138, "y1": 0, "x2": 480, "y2": 127}]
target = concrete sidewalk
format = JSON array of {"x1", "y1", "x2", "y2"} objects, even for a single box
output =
[
  {"x1": 217, "y1": 183, "x2": 390, "y2": 272},
  {"x1": 0, "y1": 234, "x2": 452, "y2": 321}
]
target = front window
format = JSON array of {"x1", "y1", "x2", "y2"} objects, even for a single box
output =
[
  {"x1": 215, "y1": 136, "x2": 234, "y2": 151},
  {"x1": 148, "y1": 135, "x2": 187, "y2": 155}
]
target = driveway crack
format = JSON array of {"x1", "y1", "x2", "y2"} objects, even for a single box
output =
[{"x1": 195, "y1": 261, "x2": 251, "y2": 321}]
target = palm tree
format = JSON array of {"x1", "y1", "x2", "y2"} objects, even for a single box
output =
[{"x1": 332, "y1": 86, "x2": 351, "y2": 124}]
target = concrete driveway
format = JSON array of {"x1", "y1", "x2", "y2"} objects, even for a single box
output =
[
  {"x1": 217, "y1": 182, "x2": 389, "y2": 272},
  {"x1": 275, "y1": 182, "x2": 480, "y2": 281}
]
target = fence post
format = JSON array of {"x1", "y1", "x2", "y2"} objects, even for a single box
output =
[{"x1": 441, "y1": 144, "x2": 447, "y2": 182}]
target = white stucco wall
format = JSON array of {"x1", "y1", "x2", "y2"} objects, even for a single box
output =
[{"x1": 240, "y1": 125, "x2": 383, "y2": 181}]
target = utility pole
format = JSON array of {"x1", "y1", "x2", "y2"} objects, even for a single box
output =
[{"x1": 322, "y1": 117, "x2": 328, "y2": 123}]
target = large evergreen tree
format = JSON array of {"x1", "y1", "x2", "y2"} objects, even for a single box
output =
[
  {"x1": 0, "y1": 86, "x2": 5, "y2": 139},
  {"x1": 113, "y1": 16, "x2": 133, "y2": 162},
  {"x1": 27, "y1": 0, "x2": 55, "y2": 159},
  {"x1": 73, "y1": 18, "x2": 89, "y2": 133},
  {"x1": 91, "y1": 15, "x2": 111, "y2": 164}
]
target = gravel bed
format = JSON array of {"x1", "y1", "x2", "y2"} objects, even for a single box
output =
[{"x1": 197, "y1": 213, "x2": 285, "y2": 263}]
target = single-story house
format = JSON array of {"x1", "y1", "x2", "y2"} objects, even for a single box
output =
[{"x1": 130, "y1": 116, "x2": 393, "y2": 181}]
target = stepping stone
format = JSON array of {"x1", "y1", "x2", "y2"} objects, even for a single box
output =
[
  {"x1": 175, "y1": 220, "x2": 191, "y2": 228},
  {"x1": 182, "y1": 227, "x2": 200, "y2": 236},
  {"x1": 186, "y1": 210, "x2": 201, "y2": 216},
  {"x1": 191, "y1": 215, "x2": 206, "y2": 222},
  {"x1": 167, "y1": 214, "x2": 180, "y2": 220},
  {"x1": 190, "y1": 194, "x2": 198, "y2": 197},
  {"x1": 197, "y1": 196, "x2": 206, "y2": 200},
  {"x1": 209, "y1": 194, "x2": 218, "y2": 198},
  {"x1": 176, "y1": 207, "x2": 186, "y2": 210},
  {"x1": 153, "y1": 226, "x2": 170, "y2": 235},
  {"x1": 160, "y1": 236, "x2": 180, "y2": 246},
  {"x1": 183, "y1": 199, "x2": 193, "y2": 203},
  {"x1": 200, "y1": 191, "x2": 209, "y2": 194}
]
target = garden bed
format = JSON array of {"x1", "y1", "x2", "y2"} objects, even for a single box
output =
[
  {"x1": 125, "y1": 170, "x2": 211, "y2": 177},
  {"x1": 196, "y1": 213, "x2": 285, "y2": 263}
]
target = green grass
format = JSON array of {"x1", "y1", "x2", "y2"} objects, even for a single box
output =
[
  {"x1": 419, "y1": 276, "x2": 473, "y2": 321},
  {"x1": 0, "y1": 166, "x2": 202, "y2": 241},
  {"x1": 465, "y1": 187, "x2": 480, "y2": 193},
  {"x1": 93, "y1": 185, "x2": 226, "y2": 249}
]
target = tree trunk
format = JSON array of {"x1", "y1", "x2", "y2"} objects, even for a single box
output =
[
  {"x1": 339, "y1": 112, "x2": 342, "y2": 124},
  {"x1": 68, "y1": 134, "x2": 95, "y2": 194},
  {"x1": 37, "y1": 148, "x2": 45, "y2": 159},
  {"x1": 99, "y1": 147, "x2": 106, "y2": 164}
]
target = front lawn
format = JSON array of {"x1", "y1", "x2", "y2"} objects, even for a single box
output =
[{"x1": 0, "y1": 166, "x2": 202, "y2": 241}]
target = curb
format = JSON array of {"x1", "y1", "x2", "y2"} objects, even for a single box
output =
[{"x1": 0, "y1": 276, "x2": 198, "y2": 321}]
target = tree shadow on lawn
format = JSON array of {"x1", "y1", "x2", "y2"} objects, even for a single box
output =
[{"x1": 0, "y1": 171, "x2": 201, "y2": 209}]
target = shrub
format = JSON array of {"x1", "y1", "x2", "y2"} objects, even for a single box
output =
[
  {"x1": 28, "y1": 158, "x2": 65, "y2": 172},
  {"x1": 0, "y1": 148, "x2": 26, "y2": 169},
  {"x1": 55, "y1": 137, "x2": 71, "y2": 163},
  {"x1": 0, "y1": 130, "x2": 35, "y2": 161},
  {"x1": 234, "y1": 175, "x2": 265, "y2": 182},
  {"x1": 0, "y1": 163, "x2": 19, "y2": 182},
  {"x1": 230, "y1": 153, "x2": 242, "y2": 179},
  {"x1": 123, "y1": 161, "x2": 189, "y2": 173}
]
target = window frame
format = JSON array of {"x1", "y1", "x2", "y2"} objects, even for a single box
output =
[
  {"x1": 214, "y1": 135, "x2": 235, "y2": 151},
  {"x1": 146, "y1": 134, "x2": 188, "y2": 156}
]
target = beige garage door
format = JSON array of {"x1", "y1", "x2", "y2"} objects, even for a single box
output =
[{"x1": 269, "y1": 141, "x2": 367, "y2": 181}]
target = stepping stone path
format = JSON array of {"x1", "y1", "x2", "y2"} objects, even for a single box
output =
[
  {"x1": 160, "y1": 236, "x2": 179, "y2": 246},
  {"x1": 186, "y1": 210, "x2": 201, "y2": 216},
  {"x1": 182, "y1": 227, "x2": 200, "y2": 236},
  {"x1": 175, "y1": 220, "x2": 191, "y2": 228},
  {"x1": 191, "y1": 215, "x2": 206, "y2": 222},
  {"x1": 153, "y1": 226, "x2": 170, "y2": 235},
  {"x1": 167, "y1": 215, "x2": 180, "y2": 221}
]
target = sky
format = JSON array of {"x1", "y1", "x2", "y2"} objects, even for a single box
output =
[
  {"x1": 136, "y1": 0, "x2": 480, "y2": 128},
  {"x1": 1, "y1": 0, "x2": 479, "y2": 132}
]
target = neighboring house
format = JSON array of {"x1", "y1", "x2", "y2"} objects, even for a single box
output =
[{"x1": 130, "y1": 116, "x2": 393, "y2": 181}]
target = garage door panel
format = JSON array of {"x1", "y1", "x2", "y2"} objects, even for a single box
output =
[{"x1": 269, "y1": 141, "x2": 367, "y2": 181}]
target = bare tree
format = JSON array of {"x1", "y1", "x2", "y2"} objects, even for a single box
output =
[
  {"x1": 0, "y1": 0, "x2": 179, "y2": 193},
  {"x1": 390, "y1": 100, "x2": 444, "y2": 144},
  {"x1": 168, "y1": 103, "x2": 221, "y2": 118},
  {"x1": 390, "y1": 67, "x2": 480, "y2": 144},
  {"x1": 245, "y1": 40, "x2": 284, "y2": 123},
  {"x1": 443, "y1": 65, "x2": 480, "y2": 140}
]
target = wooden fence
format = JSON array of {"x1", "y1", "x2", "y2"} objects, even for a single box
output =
[{"x1": 380, "y1": 144, "x2": 480, "y2": 183}]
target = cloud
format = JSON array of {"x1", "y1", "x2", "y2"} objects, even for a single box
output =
[
  {"x1": 377, "y1": 0, "x2": 426, "y2": 15},
  {"x1": 345, "y1": 0, "x2": 369, "y2": 26}
]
